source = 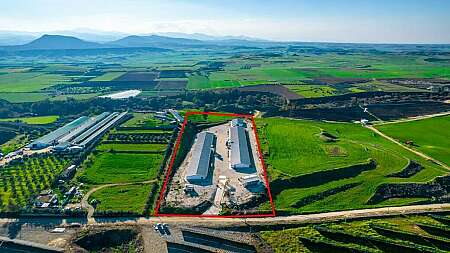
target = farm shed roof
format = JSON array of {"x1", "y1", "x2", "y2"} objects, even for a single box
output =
[
  {"x1": 186, "y1": 132, "x2": 215, "y2": 180},
  {"x1": 58, "y1": 112, "x2": 110, "y2": 144},
  {"x1": 230, "y1": 126, "x2": 251, "y2": 168},
  {"x1": 31, "y1": 116, "x2": 89, "y2": 147}
]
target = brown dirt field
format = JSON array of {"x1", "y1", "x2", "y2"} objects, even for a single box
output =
[{"x1": 156, "y1": 80, "x2": 188, "y2": 90}]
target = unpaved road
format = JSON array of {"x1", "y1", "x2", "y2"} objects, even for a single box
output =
[
  {"x1": 366, "y1": 125, "x2": 449, "y2": 170},
  {"x1": 81, "y1": 180, "x2": 156, "y2": 223}
]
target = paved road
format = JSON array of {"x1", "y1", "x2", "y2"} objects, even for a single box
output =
[
  {"x1": 81, "y1": 180, "x2": 156, "y2": 223},
  {"x1": 94, "y1": 203, "x2": 450, "y2": 227},
  {"x1": 366, "y1": 125, "x2": 449, "y2": 170}
]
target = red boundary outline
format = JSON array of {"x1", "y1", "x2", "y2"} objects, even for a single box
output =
[{"x1": 154, "y1": 111, "x2": 276, "y2": 218}]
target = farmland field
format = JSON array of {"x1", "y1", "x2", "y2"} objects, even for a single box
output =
[
  {"x1": 0, "y1": 92, "x2": 50, "y2": 103},
  {"x1": 0, "y1": 72, "x2": 72, "y2": 92},
  {"x1": 121, "y1": 112, "x2": 172, "y2": 128},
  {"x1": 78, "y1": 152, "x2": 163, "y2": 185},
  {"x1": 375, "y1": 115, "x2": 450, "y2": 165},
  {"x1": 260, "y1": 214, "x2": 449, "y2": 253},
  {"x1": 285, "y1": 85, "x2": 337, "y2": 97},
  {"x1": 113, "y1": 72, "x2": 158, "y2": 81},
  {"x1": 89, "y1": 183, "x2": 152, "y2": 213},
  {"x1": 257, "y1": 117, "x2": 448, "y2": 214},
  {"x1": 0, "y1": 155, "x2": 69, "y2": 211},
  {"x1": 90, "y1": 72, "x2": 125, "y2": 81},
  {"x1": 0, "y1": 115, "x2": 59, "y2": 124},
  {"x1": 96, "y1": 143, "x2": 167, "y2": 152}
]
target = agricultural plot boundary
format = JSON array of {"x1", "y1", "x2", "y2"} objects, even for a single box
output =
[{"x1": 154, "y1": 111, "x2": 276, "y2": 218}]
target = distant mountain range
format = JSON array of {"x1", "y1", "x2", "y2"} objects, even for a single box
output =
[
  {"x1": 110, "y1": 35, "x2": 205, "y2": 48},
  {"x1": 0, "y1": 29, "x2": 270, "y2": 47},
  {"x1": 0, "y1": 32, "x2": 277, "y2": 52},
  {"x1": 1, "y1": 30, "x2": 446, "y2": 55},
  {"x1": 7, "y1": 34, "x2": 107, "y2": 50}
]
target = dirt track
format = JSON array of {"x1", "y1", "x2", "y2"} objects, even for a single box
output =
[{"x1": 366, "y1": 125, "x2": 449, "y2": 170}]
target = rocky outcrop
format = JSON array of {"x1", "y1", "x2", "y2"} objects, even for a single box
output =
[
  {"x1": 388, "y1": 160, "x2": 423, "y2": 178},
  {"x1": 368, "y1": 175, "x2": 450, "y2": 204}
]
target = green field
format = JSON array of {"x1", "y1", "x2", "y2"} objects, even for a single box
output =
[
  {"x1": 257, "y1": 117, "x2": 447, "y2": 214},
  {"x1": 0, "y1": 115, "x2": 59, "y2": 125},
  {"x1": 113, "y1": 129, "x2": 172, "y2": 134},
  {"x1": 89, "y1": 183, "x2": 152, "y2": 213},
  {"x1": 0, "y1": 72, "x2": 72, "y2": 92},
  {"x1": 285, "y1": 85, "x2": 337, "y2": 97},
  {"x1": 96, "y1": 143, "x2": 167, "y2": 152},
  {"x1": 0, "y1": 134, "x2": 28, "y2": 154},
  {"x1": 0, "y1": 92, "x2": 100, "y2": 103},
  {"x1": 187, "y1": 74, "x2": 241, "y2": 89},
  {"x1": 90, "y1": 72, "x2": 125, "y2": 81},
  {"x1": 78, "y1": 152, "x2": 163, "y2": 185},
  {"x1": 260, "y1": 214, "x2": 448, "y2": 252},
  {"x1": 376, "y1": 115, "x2": 450, "y2": 166},
  {"x1": 121, "y1": 113, "x2": 171, "y2": 128},
  {"x1": 0, "y1": 92, "x2": 50, "y2": 103},
  {"x1": 1, "y1": 50, "x2": 448, "y2": 100}
]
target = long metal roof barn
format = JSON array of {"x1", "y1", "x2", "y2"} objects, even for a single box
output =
[
  {"x1": 57, "y1": 112, "x2": 110, "y2": 144},
  {"x1": 185, "y1": 132, "x2": 215, "y2": 182},
  {"x1": 230, "y1": 126, "x2": 252, "y2": 169},
  {"x1": 29, "y1": 116, "x2": 89, "y2": 148}
]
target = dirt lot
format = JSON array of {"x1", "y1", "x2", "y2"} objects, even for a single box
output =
[
  {"x1": 164, "y1": 119, "x2": 268, "y2": 215},
  {"x1": 156, "y1": 80, "x2": 188, "y2": 90}
]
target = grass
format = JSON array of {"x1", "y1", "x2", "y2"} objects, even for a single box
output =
[
  {"x1": 96, "y1": 143, "x2": 167, "y2": 152},
  {"x1": 260, "y1": 214, "x2": 447, "y2": 252},
  {"x1": 187, "y1": 74, "x2": 240, "y2": 89},
  {"x1": 376, "y1": 115, "x2": 450, "y2": 166},
  {"x1": 89, "y1": 183, "x2": 152, "y2": 213},
  {"x1": 90, "y1": 72, "x2": 126, "y2": 81},
  {"x1": 50, "y1": 93, "x2": 100, "y2": 101},
  {"x1": 0, "y1": 92, "x2": 99, "y2": 103},
  {"x1": 78, "y1": 152, "x2": 163, "y2": 185},
  {"x1": 0, "y1": 92, "x2": 49, "y2": 103},
  {"x1": 0, "y1": 115, "x2": 59, "y2": 125},
  {"x1": 0, "y1": 72, "x2": 71, "y2": 92},
  {"x1": 257, "y1": 117, "x2": 447, "y2": 214},
  {"x1": 113, "y1": 129, "x2": 172, "y2": 134},
  {"x1": 260, "y1": 226, "x2": 314, "y2": 253},
  {"x1": 121, "y1": 113, "x2": 171, "y2": 128},
  {"x1": 285, "y1": 85, "x2": 337, "y2": 97},
  {"x1": 0, "y1": 134, "x2": 28, "y2": 154}
]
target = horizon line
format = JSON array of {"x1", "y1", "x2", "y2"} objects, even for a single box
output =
[{"x1": 1, "y1": 29, "x2": 450, "y2": 46}]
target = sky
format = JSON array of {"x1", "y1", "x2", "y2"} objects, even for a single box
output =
[{"x1": 1, "y1": 0, "x2": 449, "y2": 43}]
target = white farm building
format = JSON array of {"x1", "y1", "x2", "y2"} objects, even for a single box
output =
[
  {"x1": 229, "y1": 126, "x2": 252, "y2": 171},
  {"x1": 185, "y1": 132, "x2": 216, "y2": 184}
]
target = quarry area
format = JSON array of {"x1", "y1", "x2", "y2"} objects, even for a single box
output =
[{"x1": 164, "y1": 117, "x2": 269, "y2": 215}]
